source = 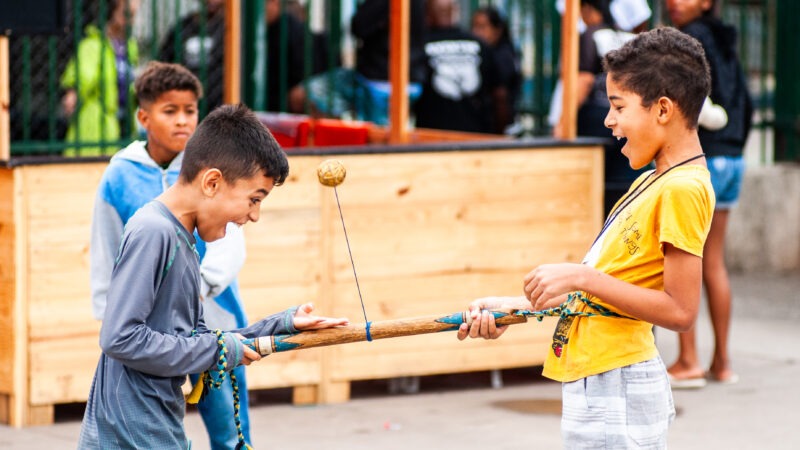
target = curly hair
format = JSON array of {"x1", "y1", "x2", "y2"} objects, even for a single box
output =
[
  {"x1": 603, "y1": 27, "x2": 710, "y2": 127},
  {"x1": 134, "y1": 60, "x2": 204, "y2": 107}
]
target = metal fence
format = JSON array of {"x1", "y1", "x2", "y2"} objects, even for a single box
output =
[{"x1": 6, "y1": 0, "x2": 782, "y2": 160}]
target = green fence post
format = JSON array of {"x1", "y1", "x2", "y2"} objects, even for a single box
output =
[
  {"x1": 243, "y1": 0, "x2": 267, "y2": 110},
  {"x1": 774, "y1": 0, "x2": 799, "y2": 161}
]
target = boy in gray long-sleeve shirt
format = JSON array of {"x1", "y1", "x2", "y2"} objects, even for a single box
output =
[{"x1": 78, "y1": 104, "x2": 348, "y2": 449}]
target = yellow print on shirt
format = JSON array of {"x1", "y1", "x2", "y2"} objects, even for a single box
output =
[
  {"x1": 616, "y1": 208, "x2": 642, "y2": 255},
  {"x1": 620, "y1": 220, "x2": 642, "y2": 255}
]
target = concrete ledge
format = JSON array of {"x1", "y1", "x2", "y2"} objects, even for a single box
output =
[{"x1": 726, "y1": 163, "x2": 800, "y2": 272}]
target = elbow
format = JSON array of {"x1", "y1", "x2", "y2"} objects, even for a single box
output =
[{"x1": 667, "y1": 309, "x2": 699, "y2": 333}]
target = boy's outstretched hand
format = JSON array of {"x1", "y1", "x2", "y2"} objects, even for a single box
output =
[
  {"x1": 293, "y1": 303, "x2": 349, "y2": 331},
  {"x1": 456, "y1": 296, "x2": 531, "y2": 341}
]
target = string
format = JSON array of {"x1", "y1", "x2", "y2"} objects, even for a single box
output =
[
  {"x1": 515, "y1": 292, "x2": 633, "y2": 321},
  {"x1": 589, "y1": 153, "x2": 706, "y2": 249},
  {"x1": 334, "y1": 186, "x2": 372, "y2": 341}
]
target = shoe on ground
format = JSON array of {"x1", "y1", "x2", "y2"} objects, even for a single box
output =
[{"x1": 668, "y1": 372, "x2": 707, "y2": 389}]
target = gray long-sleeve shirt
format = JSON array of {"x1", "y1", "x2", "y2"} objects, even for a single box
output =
[{"x1": 78, "y1": 201, "x2": 296, "y2": 449}]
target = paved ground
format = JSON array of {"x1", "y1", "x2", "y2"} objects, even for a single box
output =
[{"x1": 2, "y1": 270, "x2": 798, "y2": 449}]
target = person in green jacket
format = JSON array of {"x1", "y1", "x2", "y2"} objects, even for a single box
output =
[{"x1": 60, "y1": 0, "x2": 140, "y2": 156}]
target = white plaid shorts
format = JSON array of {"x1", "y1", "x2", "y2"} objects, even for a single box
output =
[{"x1": 561, "y1": 356, "x2": 675, "y2": 449}]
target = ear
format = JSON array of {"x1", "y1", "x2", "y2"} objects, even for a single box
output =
[
  {"x1": 136, "y1": 107, "x2": 148, "y2": 130},
  {"x1": 655, "y1": 96, "x2": 674, "y2": 125},
  {"x1": 200, "y1": 168, "x2": 224, "y2": 197}
]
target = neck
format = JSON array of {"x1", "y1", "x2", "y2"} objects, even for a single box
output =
[
  {"x1": 158, "y1": 184, "x2": 197, "y2": 233},
  {"x1": 652, "y1": 130, "x2": 705, "y2": 174}
]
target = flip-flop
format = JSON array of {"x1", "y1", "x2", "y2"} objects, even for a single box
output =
[
  {"x1": 706, "y1": 372, "x2": 740, "y2": 385},
  {"x1": 668, "y1": 372, "x2": 707, "y2": 389}
]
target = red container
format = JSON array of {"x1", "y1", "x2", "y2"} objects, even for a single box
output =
[
  {"x1": 255, "y1": 112, "x2": 311, "y2": 148},
  {"x1": 313, "y1": 118, "x2": 370, "y2": 146}
]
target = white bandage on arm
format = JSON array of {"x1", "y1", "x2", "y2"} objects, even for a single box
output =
[{"x1": 698, "y1": 96, "x2": 728, "y2": 131}]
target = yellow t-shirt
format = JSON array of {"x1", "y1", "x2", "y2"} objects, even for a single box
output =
[{"x1": 542, "y1": 165, "x2": 714, "y2": 382}]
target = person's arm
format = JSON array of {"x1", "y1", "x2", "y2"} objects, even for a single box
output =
[
  {"x1": 492, "y1": 86, "x2": 511, "y2": 134},
  {"x1": 524, "y1": 181, "x2": 710, "y2": 331},
  {"x1": 60, "y1": 36, "x2": 102, "y2": 100},
  {"x1": 523, "y1": 246, "x2": 702, "y2": 332},
  {"x1": 234, "y1": 303, "x2": 349, "y2": 339},
  {"x1": 199, "y1": 223, "x2": 246, "y2": 300},
  {"x1": 89, "y1": 183, "x2": 125, "y2": 320},
  {"x1": 100, "y1": 225, "x2": 244, "y2": 376}
]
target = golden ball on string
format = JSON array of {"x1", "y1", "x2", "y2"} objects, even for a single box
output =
[{"x1": 317, "y1": 159, "x2": 347, "y2": 187}]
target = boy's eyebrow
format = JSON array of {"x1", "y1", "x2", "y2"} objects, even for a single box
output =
[
  {"x1": 608, "y1": 95, "x2": 623, "y2": 101},
  {"x1": 256, "y1": 189, "x2": 270, "y2": 196}
]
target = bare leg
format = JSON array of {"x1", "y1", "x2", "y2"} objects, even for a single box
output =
[
  {"x1": 702, "y1": 209, "x2": 735, "y2": 381},
  {"x1": 668, "y1": 210, "x2": 733, "y2": 382},
  {"x1": 667, "y1": 324, "x2": 705, "y2": 380}
]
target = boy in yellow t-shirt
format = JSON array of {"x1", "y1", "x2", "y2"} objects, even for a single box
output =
[{"x1": 457, "y1": 27, "x2": 715, "y2": 448}]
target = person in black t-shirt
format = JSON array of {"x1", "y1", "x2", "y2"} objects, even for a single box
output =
[{"x1": 414, "y1": 0, "x2": 507, "y2": 134}]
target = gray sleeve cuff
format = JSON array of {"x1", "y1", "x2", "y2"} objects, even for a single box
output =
[{"x1": 222, "y1": 332, "x2": 244, "y2": 369}]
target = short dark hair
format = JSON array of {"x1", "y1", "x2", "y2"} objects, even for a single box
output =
[
  {"x1": 180, "y1": 104, "x2": 289, "y2": 186},
  {"x1": 134, "y1": 61, "x2": 204, "y2": 107},
  {"x1": 603, "y1": 27, "x2": 710, "y2": 127}
]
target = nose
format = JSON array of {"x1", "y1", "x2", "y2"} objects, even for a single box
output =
[
  {"x1": 604, "y1": 109, "x2": 614, "y2": 129},
  {"x1": 176, "y1": 111, "x2": 188, "y2": 126},
  {"x1": 248, "y1": 206, "x2": 261, "y2": 223}
]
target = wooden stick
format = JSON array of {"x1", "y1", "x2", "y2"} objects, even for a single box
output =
[{"x1": 243, "y1": 309, "x2": 528, "y2": 356}]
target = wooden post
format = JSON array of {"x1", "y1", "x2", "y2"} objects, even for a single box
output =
[
  {"x1": 388, "y1": 0, "x2": 410, "y2": 144},
  {"x1": 224, "y1": 0, "x2": 242, "y2": 104},
  {"x1": 560, "y1": 0, "x2": 580, "y2": 140},
  {"x1": 11, "y1": 170, "x2": 28, "y2": 426},
  {"x1": 1, "y1": 35, "x2": 10, "y2": 161}
]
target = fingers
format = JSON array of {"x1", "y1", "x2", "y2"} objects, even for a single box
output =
[
  {"x1": 460, "y1": 310, "x2": 507, "y2": 340},
  {"x1": 295, "y1": 316, "x2": 350, "y2": 331},
  {"x1": 296, "y1": 303, "x2": 314, "y2": 315},
  {"x1": 456, "y1": 323, "x2": 469, "y2": 341},
  {"x1": 241, "y1": 341, "x2": 261, "y2": 365}
]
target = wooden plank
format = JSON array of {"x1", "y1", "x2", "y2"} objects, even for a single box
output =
[
  {"x1": 292, "y1": 385, "x2": 318, "y2": 405},
  {"x1": 25, "y1": 405, "x2": 54, "y2": 427},
  {"x1": 0, "y1": 394, "x2": 8, "y2": 424},
  {"x1": 0, "y1": 169, "x2": 14, "y2": 396},
  {"x1": 28, "y1": 336, "x2": 101, "y2": 404},
  {"x1": 388, "y1": 0, "x2": 410, "y2": 143},
  {"x1": 11, "y1": 168, "x2": 29, "y2": 426},
  {"x1": 0, "y1": 36, "x2": 9, "y2": 161},
  {"x1": 25, "y1": 165, "x2": 104, "y2": 340}
]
